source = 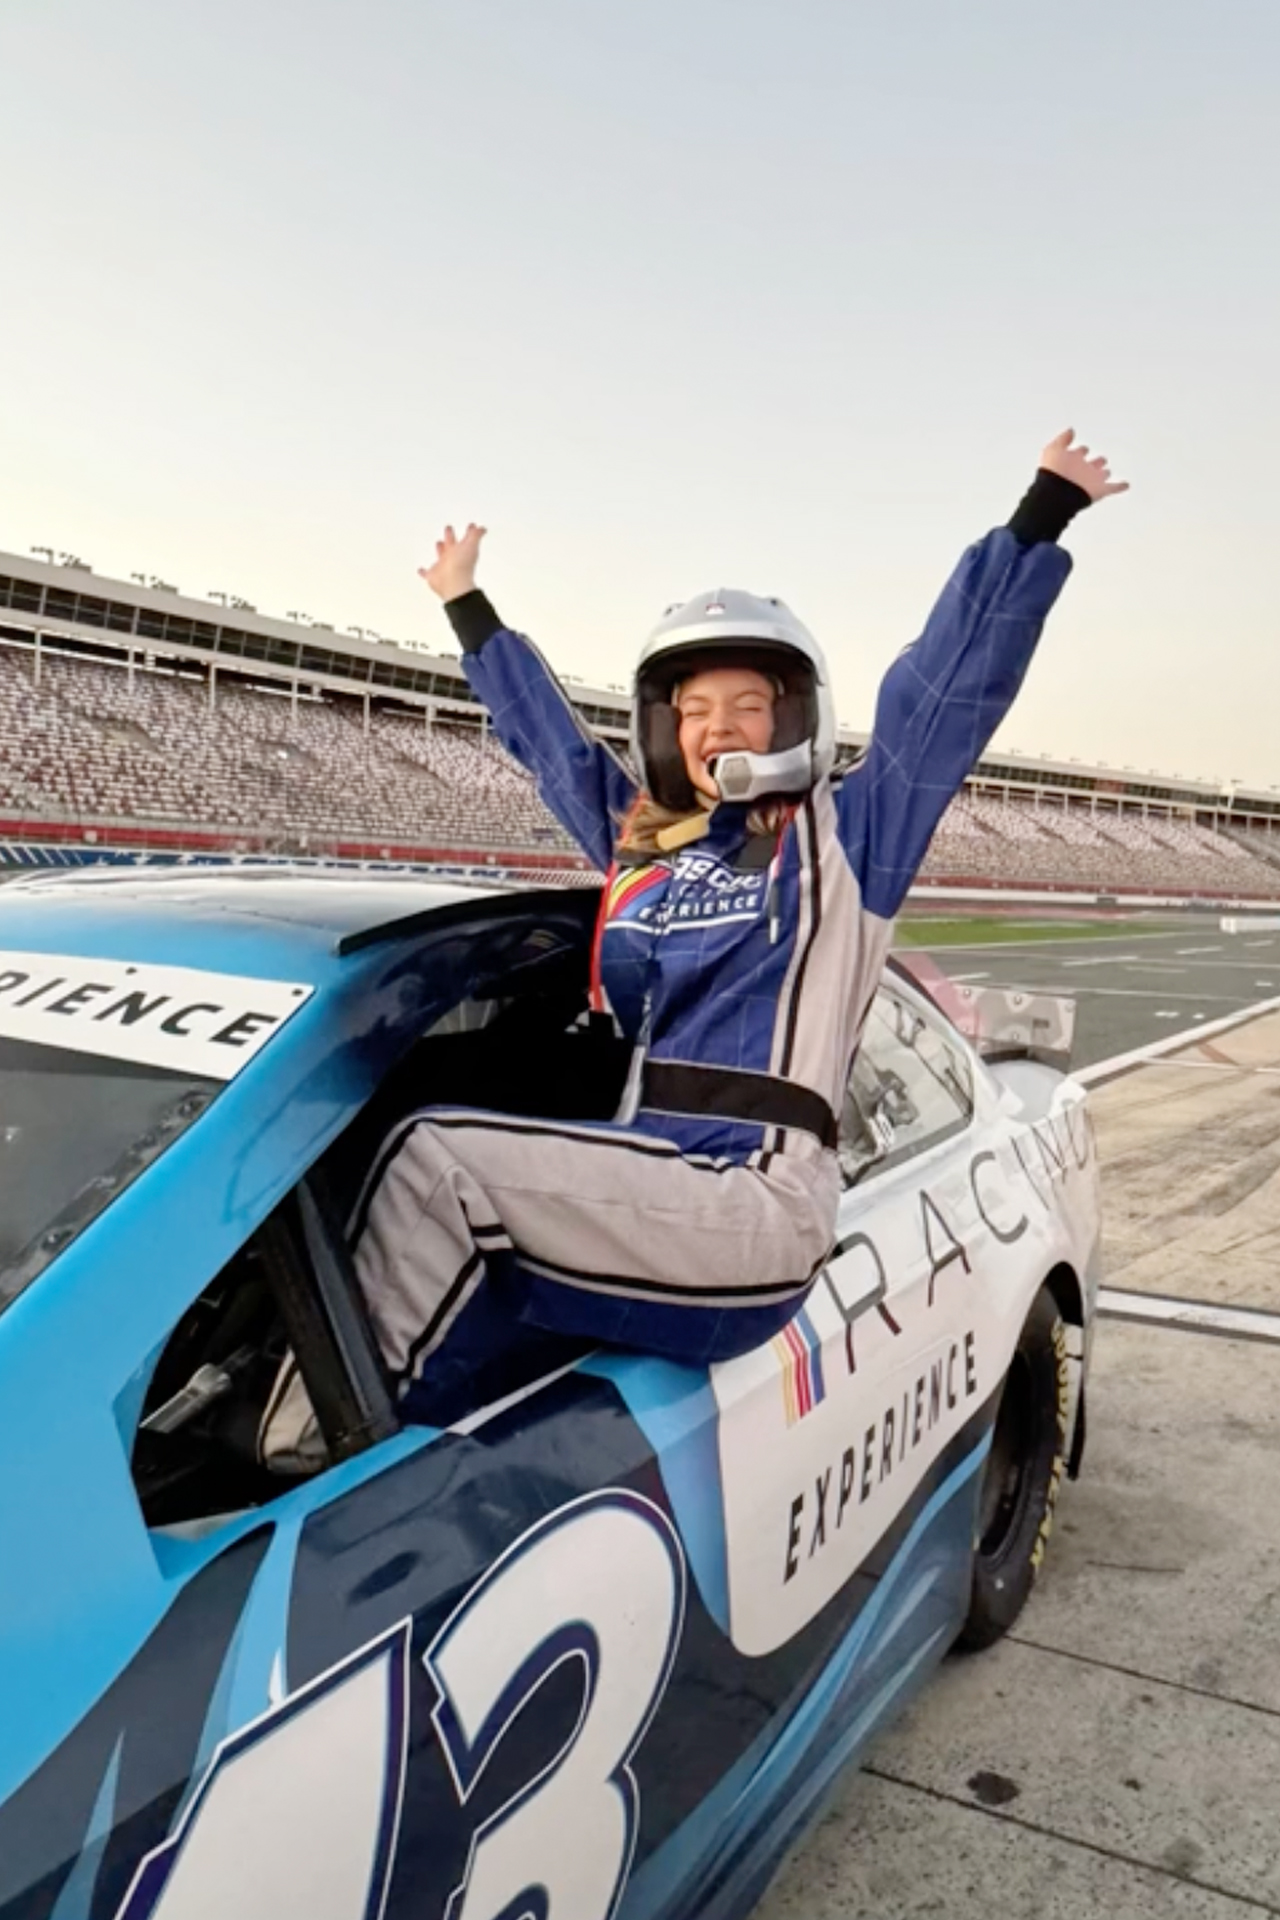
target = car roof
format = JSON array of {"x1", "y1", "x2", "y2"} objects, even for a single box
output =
[{"x1": 0, "y1": 866, "x2": 518, "y2": 970}]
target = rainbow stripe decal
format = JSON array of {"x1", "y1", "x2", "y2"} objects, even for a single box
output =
[
  {"x1": 772, "y1": 1303, "x2": 826, "y2": 1425},
  {"x1": 590, "y1": 860, "x2": 670, "y2": 1014},
  {"x1": 605, "y1": 862, "x2": 668, "y2": 921}
]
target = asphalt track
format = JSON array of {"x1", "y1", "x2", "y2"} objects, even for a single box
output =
[{"x1": 895, "y1": 923, "x2": 1280, "y2": 1070}]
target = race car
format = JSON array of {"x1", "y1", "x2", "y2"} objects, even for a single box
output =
[{"x1": 0, "y1": 869, "x2": 1100, "y2": 1920}]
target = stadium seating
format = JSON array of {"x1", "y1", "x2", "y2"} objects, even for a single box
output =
[
  {"x1": 1223, "y1": 825, "x2": 1280, "y2": 876},
  {"x1": 0, "y1": 646, "x2": 575, "y2": 854},
  {"x1": 2, "y1": 642, "x2": 1278, "y2": 897},
  {"x1": 920, "y1": 793, "x2": 1280, "y2": 897}
]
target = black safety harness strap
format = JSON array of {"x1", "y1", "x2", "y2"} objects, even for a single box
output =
[{"x1": 640, "y1": 1059, "x2": 838, "y2": 1150}]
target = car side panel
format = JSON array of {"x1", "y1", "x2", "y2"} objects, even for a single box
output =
[
  {"x1": 282, "y1": 1369, "x2": 994, "y2": 1920},
  {"x1": 0, "y1": 1365, "x2": 991, "y2": 1920}
]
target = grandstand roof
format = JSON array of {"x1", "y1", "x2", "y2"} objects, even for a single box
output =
[{"x1": 0, "y1": 550, "x2": 644, "y2": 736}]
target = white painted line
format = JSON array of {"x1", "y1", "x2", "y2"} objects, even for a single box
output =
[
  {"x1": 948, "y1": 971, "x2": 991, "y2": 982},
  {"x1": 1099, "y1": 1287, "x2": 1280, "y2": 1347},
  {"x1": 1117, "y1": 1057, "x2": 1280, "y2": 1076},
  {"x1": 1175, "y1": 944, "x2": 1222, "y2": 955},
  {"x1": 1060, "y1": 954, "x2": 1139, "y2": 967},
  {"x1": 1074, "y1": 991, "x2": 1280, "y2": 1085},
  {"x1": 898, "y1": 930, "x2": 1198, "y2": 955},
  {"x1": 1043, "y1": 986, "x2": 1244, "y2": 1000},
  {"x1": 1152, "y1": 1010, "x2": 1180, "y2": 1019},
  {"x1": 1246, "y1": 939, "x2": 1276, "y2": 947},
  {"x1": 1105, "y1": 957, "x2": 1280, "y2": 971},
  {"x1": 1258, "y1": 981, "x2": 1275, "y2": 987}
]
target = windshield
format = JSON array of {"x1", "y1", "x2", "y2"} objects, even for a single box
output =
[{"x1": 0, "y1": 1039, "x2": 218, "y2": 1303}]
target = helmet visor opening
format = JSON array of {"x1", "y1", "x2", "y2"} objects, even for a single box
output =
[{"x1": 638, "y1": 640, "x2": 814, "y2": 705}]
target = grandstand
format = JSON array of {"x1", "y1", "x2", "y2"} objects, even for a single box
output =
[
  {"x1": 920, "y1": 793, "x2": 1280, "y2": 899},
  {"x1": 2, "y1": 549, "x2": 1279, "y2": 902},
  {"x1": 0, "y1": 646, "x2": 571, "y2": 856}
]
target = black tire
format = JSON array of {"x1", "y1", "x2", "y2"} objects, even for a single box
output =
[{"x1": 957, "y1": 1286, "x2": 1070, "y2": 1652}]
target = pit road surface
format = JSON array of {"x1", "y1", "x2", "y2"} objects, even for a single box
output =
[{"x1": 756, "y1": 1000, "x2": 1280, "y2": 1919}]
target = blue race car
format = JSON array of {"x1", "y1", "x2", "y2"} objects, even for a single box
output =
[{"x1": 0, "y1": 869, "x2": 1100, "y2": 1920}]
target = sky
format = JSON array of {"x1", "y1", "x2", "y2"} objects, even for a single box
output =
[{"x1": 1, "y1": 0, "x2": 1277, "y2": 787}]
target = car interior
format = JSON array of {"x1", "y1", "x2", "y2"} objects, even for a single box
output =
[{"x1": 131, "y1": 896, "x2": 635, "y2": 1528}]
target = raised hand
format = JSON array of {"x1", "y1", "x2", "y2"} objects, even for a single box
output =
[
  {"x1": 1040, "y1": 429, "x2": 1129, "y2": 502},
  {"x1": 419, "y1": 522, "x2": 487, "y2": 601}
]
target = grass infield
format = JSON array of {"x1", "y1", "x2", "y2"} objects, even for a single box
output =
[{"x1": 893, "y1": 915, "x2": 1156, "y2": 948}]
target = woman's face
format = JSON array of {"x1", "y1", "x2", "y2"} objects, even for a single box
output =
[{"x1": 675, "y1": 666, "x2": 777, "y2": 799}]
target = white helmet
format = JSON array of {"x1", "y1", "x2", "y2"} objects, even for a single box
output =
[{"x1": 630, "y1": 588, "x2": 836, "y2": 811}]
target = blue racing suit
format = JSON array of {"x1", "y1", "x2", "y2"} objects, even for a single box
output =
[
  {"x1": 320, "y1": 475, "x2": 1089, "y2": 1430},
  {"x1": 451, "y1": 512, "x2": 1076, "y2": 1171}
]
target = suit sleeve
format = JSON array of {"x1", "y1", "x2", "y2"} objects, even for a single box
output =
[
  {"x1": 835, "y1": 525, "x2": 1074, "y2": 918},
  {"x1": 445, "y1": 591, "x2": 638, "y2": 871}
]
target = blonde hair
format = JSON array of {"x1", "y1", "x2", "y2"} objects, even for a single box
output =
[{"x1": 616, "y1": 792, "x2": 794, "y2": 856}]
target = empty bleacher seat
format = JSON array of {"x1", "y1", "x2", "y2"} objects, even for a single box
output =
[{"x1": 2, "y1": 644, "x2": 1278, "y2": 897}]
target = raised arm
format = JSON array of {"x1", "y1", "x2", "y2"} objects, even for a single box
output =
[
  {"x1": 837, "y1": 431, "x2": 1128, "y2": 920},
  {"x1": 420, "y1": 525, "x2": 638, "y2": 872}
]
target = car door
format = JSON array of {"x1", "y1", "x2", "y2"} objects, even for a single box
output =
[{"x1": 708, "y1": 977, "x2": 992, "y2": 1666}]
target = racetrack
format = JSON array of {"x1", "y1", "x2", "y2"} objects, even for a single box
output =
[{"x1": 894, "y1": 922, "x2": 1280, "y2": 1070}]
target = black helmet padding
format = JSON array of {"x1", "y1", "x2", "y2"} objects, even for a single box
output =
[{"x1": 643, "y1": 702, "x2": 699, "y2": 812}]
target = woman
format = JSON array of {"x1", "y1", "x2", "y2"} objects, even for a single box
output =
[{"x1": 349, "y1": 430, "x2": 1126, "y2": 1425}]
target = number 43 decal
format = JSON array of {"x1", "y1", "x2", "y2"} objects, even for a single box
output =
[
  {"x1": 427, "y1": 1490, "x2": 686, "y2": 1920},
  {"x1": 115, "y1": 1491, "x2": 686, "y2": 1920}
]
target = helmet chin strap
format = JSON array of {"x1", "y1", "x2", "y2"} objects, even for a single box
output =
[{"x1": 707, "y1": 742, "x2": 814, "y2": 804}]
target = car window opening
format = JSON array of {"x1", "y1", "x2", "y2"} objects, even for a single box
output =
[
  {"x1": 321, "y1": 943, "x2": 632, "y2": 1226},
  {"x1": 838, "y1": 985, "x2": 975, "y2": 1187},
  {"x1": 133, "y1": 916, "x2": 632, "y2": 1527},
  {"x1": 132, "y1": 1173, "x2": 396, "y2": 1529}
]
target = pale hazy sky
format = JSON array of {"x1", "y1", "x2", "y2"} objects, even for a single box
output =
[{"x1": 2, "y1": 1, "x2": 1277, "y2": 785}]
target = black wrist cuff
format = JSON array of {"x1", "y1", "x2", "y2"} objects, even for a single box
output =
[
  {"x1": 1007, "y1": 469, "x2": 1092, "y2": 546},
  {"x1": 445, "y1": 588, "x2": 503, "y2": 654}
]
